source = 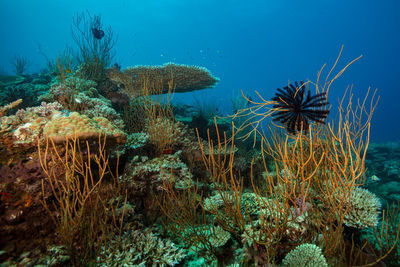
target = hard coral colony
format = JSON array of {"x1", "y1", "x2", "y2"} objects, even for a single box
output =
[{"x1": 0, "y1": 9, "x2": 399, "y2": 267}]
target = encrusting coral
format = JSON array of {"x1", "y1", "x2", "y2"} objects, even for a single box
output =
[{"x1": 43, "y1": 111, "x2": 126, "y2": 144}]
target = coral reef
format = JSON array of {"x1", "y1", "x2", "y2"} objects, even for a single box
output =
[
  {"x1": 1, "y1": 38, "x2": 399, "y2": 267},
  {"x1": 0, "y1": 74, "x2": 49, "y2": 109},
  {"x1": 208, "y1": 226, "x2": 231, "y2": 248}
]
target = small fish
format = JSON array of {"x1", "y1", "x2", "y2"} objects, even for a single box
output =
[{"x1": 370, "y1": 175, "x2": 381, "y2": 182}]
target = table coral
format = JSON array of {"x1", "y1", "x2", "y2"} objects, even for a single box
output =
[{"x1": 108, "y1": 63, "x2": 219, "y2": 98}]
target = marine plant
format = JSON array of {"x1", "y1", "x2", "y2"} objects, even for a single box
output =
[
  {"x1": 122, "y1": 97, "x2": 148, "y2": 133},
  {"x1": 257, "y1": 87, "x2": 378, "y2": 262},
  {"x1": 10, "y1": 54, "x2": 29, "y2": 75},
  {"x1": 158, "y1": 48, "x2": 399, "y2": 266},
  {"x1": 231, "y1": 46, "x2": 362, "y2": 145},
  {"x1": 130, "y1": 68, "x2": 181, "y2": 155},
  {"x1": 38, "y1": 134, "x2": 126, "y2": 266},
  {"x1": 159, "y1": 165, "x2": 225, "y2": 263},
  {"x1": 37, "y1": 45, "x2": 74, "y2": 77},
  {"x1": 353, "y1": 201, "x2": 400, "y2": 266},
  {"x1": 47, "y1": 53, "x2": 80, "y2": 111},
  {"x1": 72, "y1": 11, "x2": 116, "y2": 82}
]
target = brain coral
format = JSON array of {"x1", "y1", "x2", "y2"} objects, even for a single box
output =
[{"x1": 43, "y1": 112, "x2": 125, "y2": 144}]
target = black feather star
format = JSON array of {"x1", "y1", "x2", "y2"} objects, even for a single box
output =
[{"x1": 271, "y1": 81, "x2": 329, "y2": 134}]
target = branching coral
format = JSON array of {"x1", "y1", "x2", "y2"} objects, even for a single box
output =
[
  {"x1": 15, "y1": 102, "x2": 63, "y2": 120},
  {"x1": 1, "y1": 82, "x2": 47, "y2": 109},
  {"x1": 0, "y1": 98, "x2": 22, "y2": 118},
  {"x1": 48, "y1": 75, "x2": 98, "y2": 111},
  {"x1": 282, "y1": 243, "x2": 328, "y2": 267},
  {"x1": 100, "y1": 229, "x2": 186, "y2": 266},
  {"x1": 338, "y1": 186, "x2": 382, "y2": 228}
]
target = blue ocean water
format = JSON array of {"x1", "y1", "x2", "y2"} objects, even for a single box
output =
[{"x1": 0, "y1": 0, "x2": 399, "y2": 141}]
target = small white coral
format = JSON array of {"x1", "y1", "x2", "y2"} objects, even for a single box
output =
[
  {"x1": 282, "y1": 243, "x2": 328, "y2": 267},
  {"x1": 100, "y1": 229, "x2": 185, "y2": 266},
  {"x1": 210, "y1": 225, "x2": 231, "y2": 248},
  {"x1": 343, "y1": 187, "x2": 382, "y2": 228},
  {"x1": 193, "y1": 225, "x2": 231, "y2": 249},
  {"x1": 203, "y1": 192, "x2": 232, "y2": 212}
]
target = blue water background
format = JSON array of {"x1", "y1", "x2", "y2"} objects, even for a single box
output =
[{"x1": 0, "y1": 0, "x2": 399, "y2": 142}]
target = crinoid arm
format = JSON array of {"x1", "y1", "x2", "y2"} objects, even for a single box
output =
[{"x1": 271, "y1": 80, "x2": 329, "y2": 134}]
